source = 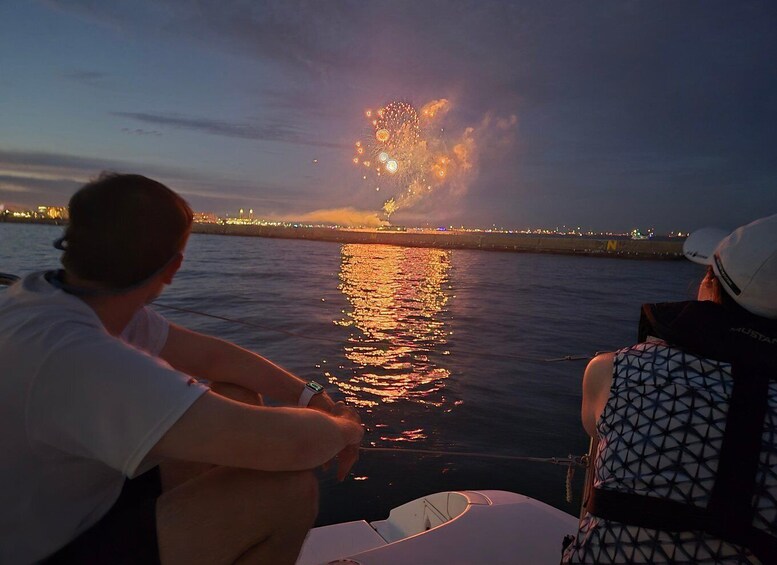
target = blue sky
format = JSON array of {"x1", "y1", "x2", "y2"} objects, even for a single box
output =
[{"x1": 1, "y1": 0, "x2": 775, "y2": 231}]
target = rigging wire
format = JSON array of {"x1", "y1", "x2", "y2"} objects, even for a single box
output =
[
  {"x1": 153, "y1": 301, "x2": 603, "y2": 363},
  {"x1": 154, "y1": 302, "x2": 344, "y2": 344},
  {"x1": 359, "y1": 447, "x2": 590, "y2": 503},
  {"x1": 359, "y1": 446, "x2": 588, "y2": 468}
]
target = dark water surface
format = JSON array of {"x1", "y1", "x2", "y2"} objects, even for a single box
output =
[{"x1": 0, "y1": 223, "x2": 703, "y2": 524}]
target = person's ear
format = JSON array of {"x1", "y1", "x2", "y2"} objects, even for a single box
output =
[
  {"x1": 161, "y1": 253, "x2": 183, "y2": 285},
  {"x1": 697, "y1": 269, "x2": 720, "y2": 303}
]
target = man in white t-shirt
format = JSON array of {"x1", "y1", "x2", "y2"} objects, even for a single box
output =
[{"x1": 0, "y1": 173, "x2": 363, "y2": 564}]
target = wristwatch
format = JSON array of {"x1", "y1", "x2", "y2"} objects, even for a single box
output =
[{"x1": 298, "y1": 380, "x2": 325, "y2": 407}]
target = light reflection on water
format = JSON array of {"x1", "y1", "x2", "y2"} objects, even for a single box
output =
[{"x1": 330, "y1": 244, "x2": 453, "y2": 417}]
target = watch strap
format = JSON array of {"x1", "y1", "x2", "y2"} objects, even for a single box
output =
[{"x1": 298, "y1": 381, "x2": 324, "y2": 407}]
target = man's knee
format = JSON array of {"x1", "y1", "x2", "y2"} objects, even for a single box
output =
[
  {"x1": 262, "y1": 470, "x2": 318, "y2": 522},
  {"x1": 216, "y1": 468, "x2": 319, "y2": 537},
  {"x1": 157, "y1": 468, "x2": 319, "y2": 564},
  {"x1": 157, "y1": 468, "x2": 319, "y2": 537},
  {"x1": 211, "y1": 467, "x2": 318, "y2": 519}
]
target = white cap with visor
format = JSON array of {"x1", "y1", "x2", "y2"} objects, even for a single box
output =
[{"x1": 683, "y1": 213, "x2": 777, "y2": 319}]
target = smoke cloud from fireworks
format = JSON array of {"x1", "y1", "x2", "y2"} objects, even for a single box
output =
[{"x1": 275, "y1": 207, "x2": 389, "y2": 227}]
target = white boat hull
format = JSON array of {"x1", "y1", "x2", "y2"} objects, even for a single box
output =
[{"x1": 297, "y1": 490, "x2": 578, "y2": 565}]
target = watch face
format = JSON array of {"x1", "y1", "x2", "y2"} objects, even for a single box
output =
[{"x1": 308, "y1": 381, "x2": 325, "y2": 393}]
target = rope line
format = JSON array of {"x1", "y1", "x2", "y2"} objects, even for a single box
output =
[
  {"x1": 154, "y1": 302, "x2": 344, "y2": 344},
  {"x1": 359, "y1": 446, "x2": 588, "y2": 468},
  {"x1": 153, "y1": 301, "x2": 601, "y2": 363}
]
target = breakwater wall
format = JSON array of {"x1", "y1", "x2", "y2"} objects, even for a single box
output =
[
  {"x1": 0, "y1": 216, "x2": 66, "y2": 226},
  {"x1": 191, "y1": 223, "x2": 684, "y2": 260}
]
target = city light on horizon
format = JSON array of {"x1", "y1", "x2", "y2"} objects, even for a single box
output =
[{"x1": 0, "y1": 203, "x2": 689, "y2": 238}]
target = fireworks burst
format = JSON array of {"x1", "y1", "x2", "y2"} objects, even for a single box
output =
[{"x1": 352, "y1": 99, "x2": 471, "y2": 219}]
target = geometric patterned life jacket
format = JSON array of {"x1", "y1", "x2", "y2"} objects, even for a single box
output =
[{"x1": 562, "y1": 340, "x2": 777, "y2": 563}]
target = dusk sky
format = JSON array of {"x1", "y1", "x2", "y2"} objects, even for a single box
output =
[{"x1": 1, "y1": 1, "x2": 775, "y2": 232}]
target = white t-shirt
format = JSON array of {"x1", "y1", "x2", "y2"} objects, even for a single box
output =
[{"x1": 0, "y1": 272, "x2": 208, "y2": 564}]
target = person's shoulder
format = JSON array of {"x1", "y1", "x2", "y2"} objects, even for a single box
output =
[
  {"x1": 584, "y1": 352, "x2": 615, "y2": 397},
  {"x1": 586, "y1": 351, "x2": 615, "y2": 376},
  {"x1": 582, "y1": 352, "x2": 616, "y2": 435},
  {"x1": 0, "y1": 271, "x2": 101, "y2": 334}
]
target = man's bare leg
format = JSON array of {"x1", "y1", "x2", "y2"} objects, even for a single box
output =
[{"x1": 156, "y1": 466, "x2": 318, "y2": 565}]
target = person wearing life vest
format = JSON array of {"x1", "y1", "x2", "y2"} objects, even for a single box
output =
[{"x1": 563, "y1": 213, "x2": 777, "y2": 564}]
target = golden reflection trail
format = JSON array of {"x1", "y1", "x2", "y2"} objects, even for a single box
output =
[{"x1": 331, "y1": 244, "x2": 453, "y2": 417}]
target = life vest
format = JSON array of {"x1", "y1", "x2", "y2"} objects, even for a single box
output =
[{"x1": 586, "y1": 301, "x2": 777, "y2": 563}]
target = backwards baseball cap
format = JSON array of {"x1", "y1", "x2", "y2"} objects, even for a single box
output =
[{"x1": 683, "y1": 213, "x2": 777, "y2": 319}]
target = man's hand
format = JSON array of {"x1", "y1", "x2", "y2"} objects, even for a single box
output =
[{"x1": 330, "y1": 401, "x2": 362, "y2": 481}]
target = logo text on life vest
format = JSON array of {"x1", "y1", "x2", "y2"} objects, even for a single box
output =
[{"x1": 730, "y1": 327, "x2": 777, "y2": 345}]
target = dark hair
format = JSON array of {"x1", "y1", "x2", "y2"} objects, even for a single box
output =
[{"x1": 61, "y1": 172, "x2": 193, "y2": 288}]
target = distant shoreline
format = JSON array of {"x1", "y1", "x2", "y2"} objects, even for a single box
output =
[
  {"x1": 1, "y1": 217, "x2": 684, "y2": 260},
  {"x1": 190, "y1": 223, "x2": 683, "y2": 260}
]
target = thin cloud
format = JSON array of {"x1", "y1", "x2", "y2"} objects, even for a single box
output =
[
  {"x1": 0, "y1": 148, "x2": 322, "y2": 214},
  {"x1": 0, "y1": 148, "x2": 189, "y2": 181},
  {"x1": 0, "y1": 148, "x2": 202, "y2": 205},
  {"x1": 62, "y1": 69, "x2": 111, "y2": 88},
  {"x1": 113, "y1": 111, "x2": 349, "y2": 149},
  {"x1": 258, "y1": 87, "x2": 343, "y2": 119},
  {"x1": 0, "y1": 174, "x2": 81, "y2": 206},
  {"x1": 120, "y1": 127, "x2": 162, "y2": 137},
  {"x1": 0, "y1": 180, "x2": 34, "y2": 193},
  {"x1": 46, "y1": 1, "x2": 521, "y2": 83}
]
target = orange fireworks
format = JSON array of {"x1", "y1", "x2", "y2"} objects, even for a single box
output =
[{"x1": 352, "y1": 99, "x2": 474, "y2": 219}]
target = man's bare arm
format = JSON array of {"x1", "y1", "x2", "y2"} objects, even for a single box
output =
[
  {"x1": 148, "y1": 391, "x2": 363, "y2": 471},
  {"x1": 158, "y1": 323, "x2": 334, "y2": 411}
]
